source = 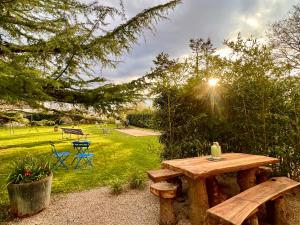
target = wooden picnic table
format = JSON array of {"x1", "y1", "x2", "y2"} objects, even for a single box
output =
[{"x1": 162, "y1": 153, "x2": 279, "y2": 225}]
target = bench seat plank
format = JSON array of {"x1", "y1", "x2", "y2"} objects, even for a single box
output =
[
  {"x1": 147, "y1": 169, "x2": 182, "y2": 182},
  {"x1": 207, "y1": 177, "x2": 300, "y2": 225},
  {"x1": 61, "y1": 128, "x2": 84, "y2": 135},
  {"x1": 150, "y1": 182, "x2": 177, "y2": 199}
]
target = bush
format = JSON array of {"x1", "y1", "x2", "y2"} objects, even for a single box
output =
[
  {"x1": 31, "y1": 120, "x2": 55, "y2": 126},
  {"x1": 0, "y1": 112, "x2": 30, "y2": 126},
  {"x1": 58, "y1": 116, "x2": 73, "y2": 125},
  {"x1": 105, "y1": 117, "x2": 116, "y2": 124},
  {"x1": 127, "y1": 112, "x2": 154, "y2": 129},
  {"x1": 7, "y1": 156, "x2": 52, "y2": 184},
  {"x1": 25, "y1": 113, "x2": 58, "y2": 122},
  {"x1": 129, "y1": 172, "x2": 145, "y2": 189},
  {"x1": 153, "y1": 39, "x2": 300, "y2": 180},
  {"x1": 110, "y1": 179, "x2": 123, "y2": 195}
]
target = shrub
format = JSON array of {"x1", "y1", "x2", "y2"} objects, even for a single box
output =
[
  {"x1": 25, "y1": 113, "x2": 58, "y2": 122},
  {"x1": 0, "y1": 112, "x2": 30, "y2": 126},
  {"x1": 105, "y1": 117, "x2": 116, "y2": 124},
  {"x1": 110, "y1": 179, "x2": 123, "y2": 195},
  {"x1": 129, "y1": 172, "x2": 145, "y2": 189},
  {"x1": 7, "y1": 156, "x2": 52, "y2": 184},
  {"x1": 153, "y1": 39, "x2": 300, "y2": 180},
  {"x1": 31, "y1": 120, "x2": 55, "y2": 126},
  {"x1": 58, "y1": 116, "x2": 73, "y2": 125},
  {"x1": 127, "y1": 112, "x2": 154, "y2": 129}
]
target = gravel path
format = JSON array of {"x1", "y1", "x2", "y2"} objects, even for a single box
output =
[
  {"x1": 4, "y1": 180, "x2": 300, "y2": 225},
  {"x1": 4, "y1": 183, "x2": 190, "y2": 225},
  {"x1": 115, "y1": 129, "x2": 161, "y2": 137}
]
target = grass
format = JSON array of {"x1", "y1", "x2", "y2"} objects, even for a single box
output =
[{"x1": 0, "y1": 124, "x2": 161, "y2": 221}]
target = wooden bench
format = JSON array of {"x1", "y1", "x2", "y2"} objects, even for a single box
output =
[
  {"x1": 150, "y1": 182, "x2": 178, "y2": 225},
  {"x1": 207, "y1": 177, "x2": 300, "y2": 225},
  {"x1": 147, "y1": 169, "x2": 182, "y2": 182},
  {"x1": 61, "y1": 128, "x2": 89, "y2": 139},
  {"x1": 147, "y1": 169, "x2": 182, "y2": 196}
]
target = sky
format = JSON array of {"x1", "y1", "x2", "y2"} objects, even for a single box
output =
[{"x1": 100, "y1": 0, "x2": 299, "y2": 83}]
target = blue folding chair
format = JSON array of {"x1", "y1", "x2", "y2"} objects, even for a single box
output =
[
  {"x1": 73, "y1": 152, "x2": 95, "y2": 169},
  {"x1": 50, "y1": 142, "x2": 70, "y2": 170},
  {"x1": 72, "y1": 141, "x2": 91, "y2": 154}
]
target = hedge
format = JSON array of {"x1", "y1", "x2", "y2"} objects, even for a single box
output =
[{"x1": 127, "y1": 112, "x2": 154, "y2": 129}]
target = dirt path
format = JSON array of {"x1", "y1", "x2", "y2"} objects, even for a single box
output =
[{"x1": 115, "y1": 128, "x2": 161, "y2": 137}]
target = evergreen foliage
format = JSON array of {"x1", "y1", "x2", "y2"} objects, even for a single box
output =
[
  {"x1": 127, "y1": 111, "x2": 154, "y2": 129},
  {"x1": 0, "y1": 0, "x2": 181, "y2": 109}
]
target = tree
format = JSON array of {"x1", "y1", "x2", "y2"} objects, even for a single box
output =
[
  {"x1": 0, "y1": 0, "x2": 181, "y2": 108},
  {"x1": 269, "y1": 4, "x2": 300, "y2": 69},
  {"x1": 189, "y1": 38, "x2": 216, "y2": 77},
  {"x1": 150, "y1": 35, "x2": 300, "y2": 179},
  {"x1": 149, "y1": 53, "x2": 187, "y2": 159}
]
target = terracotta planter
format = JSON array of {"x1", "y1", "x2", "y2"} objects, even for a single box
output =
[{"x1": 7, "y1": 173, "x2": 53, "y2": 217}]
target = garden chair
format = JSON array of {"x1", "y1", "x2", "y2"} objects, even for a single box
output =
[
  {"x1": 50, "y1": 142, "x2": 70, "y2": 170},
  {"x1": 73, "y1": 152, "x2": 95, "y2": 169}
]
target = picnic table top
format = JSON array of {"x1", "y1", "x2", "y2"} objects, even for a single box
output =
[{"x1": 162, "y1": 153, "x2": 279, "y2": 179}]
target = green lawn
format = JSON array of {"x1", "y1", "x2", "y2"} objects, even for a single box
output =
[{"x1": 0, "y1": 125, "x2": 161, "y2": 209}]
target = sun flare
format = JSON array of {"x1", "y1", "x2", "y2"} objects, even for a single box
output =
[{"x1": 208, "y1": 78, "x2": 219, "y2": 87}]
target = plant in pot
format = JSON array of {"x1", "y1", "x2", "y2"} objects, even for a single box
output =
[
  {"x1": 54, "y1": 124, "x2": 59, "y2": 132},
  {"x1": 7, "y1": 156, "x2": 53, "y2": 217}
]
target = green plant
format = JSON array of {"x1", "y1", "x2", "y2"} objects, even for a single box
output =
[
  {"x1": 7, "y1": 156, "x2": 52, "y2": 184},
  {"x1": 129, "y1": 172, "x2": 145, "y2": 189},
  {"x1": 127, "y1": 112, "x2": 155, "y2": 129},
  {"x1": 31, "y1": 120, "x2": 55, "y2": 126},
  {"x1": 110, "y1": 179, "x2": 123, "y2": 195}
]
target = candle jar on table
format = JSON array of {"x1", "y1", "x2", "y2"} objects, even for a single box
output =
[{"x1": 211, "y1": 142, "x2": 222, "y2": 159}]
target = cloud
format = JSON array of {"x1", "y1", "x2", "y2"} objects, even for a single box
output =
[{"x1": 100, "y1": 0, "x2": 298, "y2": 83}]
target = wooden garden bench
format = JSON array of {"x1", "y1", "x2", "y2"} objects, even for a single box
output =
[
  {"x1": 147, "y1": 169, "x2": 182, "y2": 196},
  {"x1": 207, "y1": 177, "x2": 300, "y2": 225},
  {"x1": 61, "y1": 128, "x2": 89, "y2": 139},
  {"x1": 147, "y1": 169, "x2": 182, "y2": 182},
  {"x1": 150, "y1": 182, "x2": 178, "y2": 225}
]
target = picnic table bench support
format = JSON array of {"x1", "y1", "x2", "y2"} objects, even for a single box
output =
[
  {"x1": 271, "y1": 196, "x2": 288, "y2": 225},
  {"x1": 187, "y1": 177, "x2": 209, "y2": 225},
  {"x1": 206, "y1": 176, "x2": 227, "y2": 207},
  {"x1": 238, "y1": 168, "x2": 273, "y2": 223},
  {"x1": 160, "y1": 198, "x2": 176, "y2": 225},
  {"x1": 150, "y1": 182, "x2": 177, "y2": 225}
]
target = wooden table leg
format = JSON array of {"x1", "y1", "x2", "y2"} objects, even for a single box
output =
[
  {"x1": 206, "y1": 176, "x2": 224, "y2": 207},
  {"x1": 237, "y1": 168, "x2": 258, "y2": 225},
  {"x1": 237, "y1": 168, "x2": 257, "y2": 191},
  {"x1": 188, "y1": 177, "x2": 209, "y2": 225},
  {"x1": 255, "y1": 166, "x2": 273, "y2": 222}
]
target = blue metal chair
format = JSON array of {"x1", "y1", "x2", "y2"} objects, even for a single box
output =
[
  {"x1": 71, "y1": 141, "x2": 94, "y2": 169},
  {"x1": 73, "y1": 152, "x2": 95, "y2": 169},
  {"x1": 50, "y1": 142, "x2": 70, "y2": 170},
  {"x1": 72, "y1": 141, "x2": 91, "y2": 154}
]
